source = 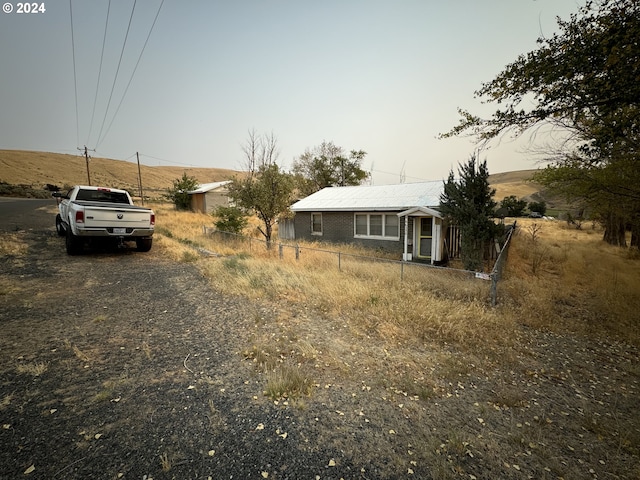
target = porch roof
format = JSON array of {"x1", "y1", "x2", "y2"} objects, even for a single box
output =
[{"x1": 397, "y1": 206, "x2": 442, "y2": 218}]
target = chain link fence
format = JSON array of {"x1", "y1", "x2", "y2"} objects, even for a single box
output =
[{"x1": 202, "y1": 225, "x2": 516, "y2": 305}]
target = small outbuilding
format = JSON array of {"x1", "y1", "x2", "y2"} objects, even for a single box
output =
[
  {"x1": 288, "y1": 181, "x2": 453, "y2": 264},
  {"x1": 188, "y1": 181, "x2": 232, "y2": 214}
]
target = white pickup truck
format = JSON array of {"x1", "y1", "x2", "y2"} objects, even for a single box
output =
[{"x1": 53, "y1": 185, "x2": 155, "y2": 255}]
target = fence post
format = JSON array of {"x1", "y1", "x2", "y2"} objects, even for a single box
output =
[
  {"x1": 338, "y1": 252, "x2": 341, "y2": 271},
  {"x1": 401, "y1": 261, "x2": 404, "y2": 282},
  {"x1": 279, "y1": 243, "x2": 283, "y2": 259},
  {"x1": 295, "y1": 244, "x2": 299, "y2": 261},
  {"x1": 490, "y1": 273, "x2": 497, "y2": 307}
]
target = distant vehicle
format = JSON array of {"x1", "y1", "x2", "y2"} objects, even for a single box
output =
[
  {"x1": 528, "y1": 211, "x2": 543, "y2": 218},
  {"x1": 53, "y1": 185, "x2": 155, "y2": 255}
]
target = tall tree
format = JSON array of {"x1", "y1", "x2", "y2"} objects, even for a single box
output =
[
  {"x1": 439, "y1": 155, "x2": 499, "y2": 271},
  {"x1": 442, "y1": 0, "x2": 640, "y2": 247},
  {"x1": 228, "y1": 131, "x2": 295, "y2": 244},
  {"x1": 292, "y1": 141, "x2": 369, "y2": 196}
]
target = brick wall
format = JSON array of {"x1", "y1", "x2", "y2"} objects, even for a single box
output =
[{"x1": 293, "y1": 211, "x2": 406, "y2": 255}]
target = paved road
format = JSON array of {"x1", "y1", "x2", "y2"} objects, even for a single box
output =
[{"x1": 0, "y1": 197, "x2": 56, "y2": 231}]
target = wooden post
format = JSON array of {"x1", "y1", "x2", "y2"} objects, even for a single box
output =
[
  {"x1": 79, "y1": 146, "x2": 92, "y2": 186},
  {"x1": 136, "y1": 151, "x2": 144, "y2": 205}
]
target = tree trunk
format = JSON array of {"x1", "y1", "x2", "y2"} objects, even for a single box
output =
[
  {"x1": 631, "y1": 220, "x2": 640, "y2": 249},
  {"x1": 602, "y1": 212, "x2": 627, "y2": 247}
]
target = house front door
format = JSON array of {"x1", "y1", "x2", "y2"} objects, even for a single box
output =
[{"x1": 417, "y1": 217, "x2": 432, "y2": 261}]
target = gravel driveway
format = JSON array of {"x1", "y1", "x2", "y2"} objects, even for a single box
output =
[{"x1": 0, "y1": 200, "x2": 358, "y2": 479}]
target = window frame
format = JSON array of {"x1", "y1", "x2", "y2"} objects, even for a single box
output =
[
  {"x1": 353, "y1": 213, "x2": 400, "y2": 240},
  {"x1": 311, "y1": 212, "x2": 323, "y2": 235}
]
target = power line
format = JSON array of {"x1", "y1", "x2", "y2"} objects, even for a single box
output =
[
  {"x1": 94, "y1": 0, "x2": 137, "y2": 149},
  {"x1": 86, "y1": 0, "x2": 111, "y2": 146},
  {"x1": 97, "y1": 0, "x2": 165, "y2": 149},
  {"x1": 69, "y1": 0, "x2": 80, "y2": 147},
  {"x1": 139, "y1": 153, "x2": 200, "y2": 167}
]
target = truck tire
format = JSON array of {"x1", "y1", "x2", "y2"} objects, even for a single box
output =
[
  {"x1": 136, "y1": 238, "x2": 153, "y2": 252},
  {"x1": 55, "y1": 214, "x2": 66, "y2": 236},
  {"x1": 65, "y1": 228, "x2": 82, "y2": 255}
]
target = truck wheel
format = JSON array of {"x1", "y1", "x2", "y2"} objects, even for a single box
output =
[
  {"x1": 136, "y1": 238, "x2": 153, "y2": 252},
  {"x1": 55, "y1": 214, "x2": 65, "y2": 236},
  {"x1": 65, "y1": 228, "x2": 82, "y2": 255}
]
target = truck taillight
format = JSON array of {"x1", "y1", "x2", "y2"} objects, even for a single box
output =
[
  {"x1": 150, "y1": 214, "x2": 156, "y2": 226},
  {"x1": 75, "y1": 211, "x2": 84, "y2": 223}
]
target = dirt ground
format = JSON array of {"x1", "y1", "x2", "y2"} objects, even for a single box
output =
[{"x1": 0, "y1": 201, "x2": 638, "y2": 479}]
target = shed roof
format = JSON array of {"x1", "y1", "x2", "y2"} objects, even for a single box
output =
[
  {"x1": 187, "y1": 181, "x2": 232, "y2": 194},
  {"x1": 290, "y1": 181, "x2": 444, "y2": 212}
]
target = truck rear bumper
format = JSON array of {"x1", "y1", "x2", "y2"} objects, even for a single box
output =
[{"x1": 73, "y1": 227, "x2": 154, "y2": 238}]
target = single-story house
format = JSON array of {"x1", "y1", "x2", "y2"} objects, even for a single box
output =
[
  {"x1": 288, "y1": 181, "x2": 451, "y2": 264},
  {"x1": 188, "y1": 181, "x2": 232, "y2": 214}
]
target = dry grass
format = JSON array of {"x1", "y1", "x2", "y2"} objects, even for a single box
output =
[
  {"x1": 500, "y1": 218, "x2": 640, "y2": 343},
  {"x1": 0, "y1": 232, "x2": 29, "y2": 256},
  {"x1": 16, "y1": 361, "x2": 48, "y2": 377},
  {"x1": 151, "y1": 206, "x2": 640, "y2": 403}
]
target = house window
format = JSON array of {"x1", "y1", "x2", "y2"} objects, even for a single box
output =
[
  {"x1": 385, "y1": 215, "x2": 399, "y2": 237},
  {"x1": 369, "y1": 215, "x2": 383, "y2": 236},
  {"x1": 355, "y1": 214, "x2": 368, "y2": 236},
  {"x1": 354, "y1": 213, "x2": 400, "y2": 240},
  {"x1": 311, "y1": 213, "x2": 322, "y2": 235}
]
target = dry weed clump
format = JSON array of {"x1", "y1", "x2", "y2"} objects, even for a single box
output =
[
  {"x1": 501, "y1": 218, "x2": 640, "y2": 344},
  {"x1": 0, "y1": 232, "x2": 29, "y2": 256}
]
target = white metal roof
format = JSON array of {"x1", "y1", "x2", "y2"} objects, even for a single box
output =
[
  {"x1": 290, "y1": 181, "x2": 444, "y2": 212},
  {"x1": 187, "y1": 181, "x2": 232, "y2": 194}
]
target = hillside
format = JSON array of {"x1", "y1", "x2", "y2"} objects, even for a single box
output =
[
  {"x1": 1, "y1": 150, "x2": 567, "y2": 209},
  {"x1": 0, "y1": 150, "x2": 240, "y2": 197},
  {"x1": 488, "y1": 169, "x2": 570, "y2": 212}
]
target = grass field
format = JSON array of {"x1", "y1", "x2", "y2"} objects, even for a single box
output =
[
  {"x1": 153, "y1": 203, "x2": 640, "y2": 352},
  {"x1": 144, "y1": 205, "x2": 640, "y2": 478}
]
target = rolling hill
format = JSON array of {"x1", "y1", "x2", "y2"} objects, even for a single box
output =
[
  {"x1": 0, "y1": 150, "x2": 240, "y2": 198},
  {"x1": 0, "y1": 149, "x2": 566, "y2": 210}
]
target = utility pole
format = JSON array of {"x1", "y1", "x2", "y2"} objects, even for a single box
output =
[
  {"x1": 136, "y1": 151, "x2": 144, "y2": 206},
  {"x1": 78, "y1": 146, "x2": 94, "y2": 185}
]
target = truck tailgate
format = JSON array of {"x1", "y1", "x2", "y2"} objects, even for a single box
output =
[{"x1": 75, "y1": 201, "x2": 152, "y2": 229}]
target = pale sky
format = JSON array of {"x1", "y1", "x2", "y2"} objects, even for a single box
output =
[{"x1": 0, "y1": 0, "x2": 583, "y2": 184}]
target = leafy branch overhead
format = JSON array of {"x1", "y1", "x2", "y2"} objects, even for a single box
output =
[{"x1": 442, "y1": 0, "x2": 640, "y2": 248}]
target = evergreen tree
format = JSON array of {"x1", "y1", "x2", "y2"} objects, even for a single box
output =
[
  {"x1": 439, "y1": 155, "x2": 499, "y2": 271},
  {"x1": 165, "y1": 172, "x2": 198, "y2": 210}
]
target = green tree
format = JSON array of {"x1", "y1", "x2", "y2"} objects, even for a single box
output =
[
  {"x1": 228, "y1": 130, "x2": 295, "y2": 244},
  {"x1": 528, "y1": 201, "x2": 547, "y2": 216},
  {"x1": 292, "y1": 141, "x2": 369, "y2": 196},
  {"x1": 213, "y1": 205, "x2": 248, "y2": 234},
  {"x1": 442, "y1": 0, "x2": 640, "y2": 248},
  {"x1": 165, "y1": 172, "x2": 198, "y2": 210},
  {"x1": 500, "y1": 196, "x2": 528, "y2": 217},
  {"x1": 439, "y1": 155, "x2": 500, "y2": 271},
  {"x1": 228, "y1": 164, "x2": 294, "y2": 244}
]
